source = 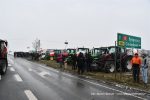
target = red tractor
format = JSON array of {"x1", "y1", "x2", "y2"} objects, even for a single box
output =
[
  {"x1": 96, "y1": 46, "x2": 133, "y2": 72},
  {"x1": 50, "y1": 49, "x2": 61, "y2": 60},
  {"x1": 0, "y1": 39, "x2": 8, "y2": 75}
]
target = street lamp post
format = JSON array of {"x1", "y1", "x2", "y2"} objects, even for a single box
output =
[
  {"x1": 27, "y1": 47, "x2": 30, "y2": 52},
  {"x1": 64, "y1": 41, "x2": 68, "y2": 50}
]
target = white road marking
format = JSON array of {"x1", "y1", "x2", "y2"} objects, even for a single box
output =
[
  {"x1": 14, "y1": 74, "x2": 23, "y2": 82},
  {"x1": 10, "y1": 67, "x2": 15, "y2": 71},
  {"x1": 39, "y1": 65, "x2": 59, "y2": 73},
  {"x1": 28, "y1": 68, "x2": 33, "y2": 71},
  {"x1": 25, "y1": 60, "x2": 59, "y2": 73},
  {"x1": 38, "y1": 71, "x2": 50, "y2": 78},
  {"x1": 81, "y1": 79, "x2": 145, "y2": 100},
  {"x1": 8, "y1": 59, "x2": 14, "y2": 65},
  {"x1": 24, "y1": 90, "x2": 38, "y2": 100},
  {"x1": 0, "y1": 75, "x2": 1, "y2": 80},
  {"x1": 8, "y1": 63, "x2": 12, "y2": 67}
]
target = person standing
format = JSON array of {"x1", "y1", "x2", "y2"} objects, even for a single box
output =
[
  {"x1": 72, "y1": 54, "x2": 77, "y2": 70},
  {"x1": 142, "y1": 53, "x2": 149, "y2": 87},
  {"x1": 58, "y1": 54, "x2": 63, "y2": 69},
  {"x1": 131, "y1": 53, "x2": 142, "y2": 83},
  {"x1": 77, "y1": 52, "x2": 85, "y2": 74},
  {"x1": 85, "y1": 52, "x2": 92, "y2": 72},
  {"x1": 14, "y1": 52, "x2": 17, "y2": 58}
]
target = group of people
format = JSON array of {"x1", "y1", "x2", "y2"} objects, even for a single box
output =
[
  {"x1": 76, "y1": 52, "x2": 93, "y2": 74},
  {"x1": 131, "y1": 53, "x2": 149, "y2": 87},
  {"x1": 58, "y1": 51, "x2": 149, "y2": 87},
  {"x1": 57, "y1": 52, "x2": 93, "y2": 74}
]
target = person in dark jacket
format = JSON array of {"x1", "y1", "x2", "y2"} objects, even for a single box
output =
[
  {"x1": 85, "y1": 52, "x2": 92, "y2": 72},
  {"x1": 77, "y1": 52, "x2": 85, "y2": 74},
  {"x1": 72, "y1": 54, "x2": 77, "y2": 70}
]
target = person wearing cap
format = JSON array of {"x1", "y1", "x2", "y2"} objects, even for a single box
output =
[
  {"x1": 141, "y1": 53, "x2": 149, "y2": 87},
  {"x1": 131, "y1": 53, "x2": 142, "y2": 83}
]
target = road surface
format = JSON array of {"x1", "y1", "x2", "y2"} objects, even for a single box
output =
[{"x1": 0, "y1": 56, "x2": 149, "y2": 100}]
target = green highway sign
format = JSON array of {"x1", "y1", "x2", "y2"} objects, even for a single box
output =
[{"x1": 117, "y1": 33, "x2": 141, "y2": 49}]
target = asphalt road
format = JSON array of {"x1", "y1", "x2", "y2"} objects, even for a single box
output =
[{"x1": 0, "y1": 56, "x2": 149, "y2": 100}]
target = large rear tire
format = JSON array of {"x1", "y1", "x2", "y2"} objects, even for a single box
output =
[
  {"x1": 124, "y1": 56, "x2": 132, "y2": 72},
  {"x1": 0, "y1": 60, "x2": 7, "y2": 75},
  {"x1": 104, "y1": 61, "x2": 115, "y2": 73}
]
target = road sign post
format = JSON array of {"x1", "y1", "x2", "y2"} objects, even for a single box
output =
[
  {"x1": 117, "y1": 33, "x2": 141, "y2": 49},
  {"x1": 117, "y1": 33, "x2": 141, "y2": 80},
  {"x1": 115, "y1": 41, "x2": 117, "y2": 80}
]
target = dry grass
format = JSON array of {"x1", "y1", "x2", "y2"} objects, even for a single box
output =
[{"x1": 86, "y1": 72, "x2": 150, "y2": 91}]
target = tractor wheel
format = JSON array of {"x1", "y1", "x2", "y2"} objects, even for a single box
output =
[
  {"x1": 104, "y1": 61, "x2": 115, "y2": 73},
  {"x1": 0, "y1": 60, "x2": 7, "y2": 75},
  {"x1": 124, "y1": 57, "x2": 132, "y2": 72}
]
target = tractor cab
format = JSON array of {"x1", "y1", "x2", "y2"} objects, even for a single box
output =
[
  {"x1": 91, "y1": 48, "x2": 100, "y2": 57},
  {"x1": 108, "y1": 46, "x2": 126, "y2": 54},
  {"x1": 107, "y1": 46, "x2": 126, "y2": 59},
  {"x1": 76, "y1": 48, "x2": 89, "y2": 56},
  {"x1": 67, "y1": 49, "x2": 76, "y2": 55},
  {"x1": 54, "y1": 49, "x2": 61, "y2": 56}
]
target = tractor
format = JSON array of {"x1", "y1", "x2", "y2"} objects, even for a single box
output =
[
  {"x1": 96, "y1": 46, "x2": 133, "y2": 72},
  {"x1": 90, "y1": 47, "x2": 107, "y2": 61},
  {"x1": 66, "y1": 49, "x2": 76, "y2": 64},
  {"x1": 0, "y1": 39, "x2": 8, "y2": 75},
  {"x1": 50, "y1": 49, "x2": 61, "y2": 61},
  {"x1": 76, "y1": 48, "x2": 89, "y2": 56},
  {"x1": 91, "y1": 48, "x2": 101, "y2": 61},
  {"x1": 90, "y1": 47, "x2": 108, "y2": 70}
]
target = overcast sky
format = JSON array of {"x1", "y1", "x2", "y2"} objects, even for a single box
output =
[{"x1": 0, "y1": 0, "x2": 149, "y2": 52}]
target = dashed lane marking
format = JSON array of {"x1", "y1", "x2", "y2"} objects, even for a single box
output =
[
  {"x1": 10, "y1": 67, "x2": 15, "y2": 72},
  {"x1": 38, "y1": 71, "x2": 51, "y2": 78},
  {"x1": 14, "y1": 74, "x2": 23, "y2": 82},
  {"x1": 8, "y1": 59, "x2": 14, "y2": 65},
  {"x1": 28, "y1": 68, "x2": 33, "y2": 71},
  {"x1": 39, "y1": 65, "x2": 59, "y2": 73},
  {"x1": 8, "y1": 63, "x2": 12, "y2": 67},
  {"x1": 24, "y1": 90, "x2": 38, "y2": 100}
]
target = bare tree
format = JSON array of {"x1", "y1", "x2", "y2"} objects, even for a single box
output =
[{"x1": 32, "y1": 38, "x2": 40, "y2": 53}]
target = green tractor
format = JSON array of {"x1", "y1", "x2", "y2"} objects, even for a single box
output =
[
  {"x1": 90, "y1": 47, "x2": 108, "y2": 70},
  {"x1": 91, "y1": 48, "x2": 101, "y2": 61},
  {"x1": 66, "y1": 49, "x2": 76, "y2": 64},
  {"x1": 76, "y1": 48, "x2": 89, "y2": 56},
  {"x1": 67, "y1": 49, "x2": 76, "y2": 55}
]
